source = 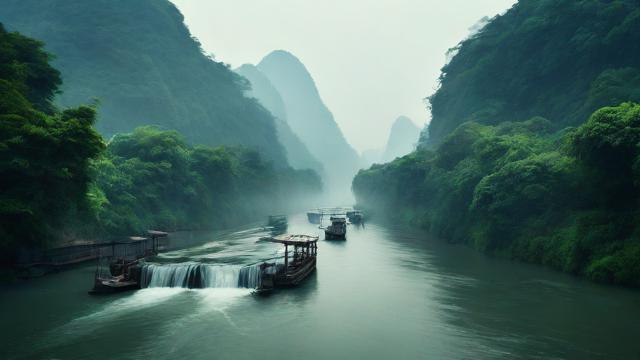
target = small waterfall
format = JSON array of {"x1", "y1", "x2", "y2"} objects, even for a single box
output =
[{"x1": 140, "y1": 263, "x2": 263, "y2": 289}]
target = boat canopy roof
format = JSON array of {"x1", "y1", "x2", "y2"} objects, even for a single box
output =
[
  {"x1": 147, "y1": 230, "x2": 169, "y2": 237},
  {"x1": 268, "y1": 234, "x2": 319, "y2": 245},
  {"x1": 330, "y1": 216, "x2": 346, "y2": 222},
  {"x1": 308, "y1": 207, "x2": 354, "y2": 214}
]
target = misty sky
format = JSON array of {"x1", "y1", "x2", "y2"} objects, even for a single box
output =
[{"x1": 171, "y1": 0, "x2": 516, "y2": 153}]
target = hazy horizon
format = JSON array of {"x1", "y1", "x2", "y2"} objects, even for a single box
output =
[{"x1": 171, "y1": 0, "x2": 516, "y2": 153}]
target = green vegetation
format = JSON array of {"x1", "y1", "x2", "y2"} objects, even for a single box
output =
[
  {"x1": 0, "y1": 24, "x2": 104, "y2": 262},
  {"x1": 423, "y1": 0, "x2": 640, "y2": 147},
  {"x1": 355, "y1": 0, "x2": 640, "y2": 287},
  {"x1": 0, "y1": 0, "x2": 287, "y2": 163},
  {"x1": 0, "y1": 25, "x2": 322, "y2": 264},
  {"x1": 354, "y1": 105, "x2": 640, "y2": 286},
  {"x1": 88, "y1": 126, "x2": 322, "y2": 236}
]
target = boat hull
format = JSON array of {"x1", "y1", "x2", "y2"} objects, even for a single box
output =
[
  {"x1": 325, "y1": 231, "x2": 346, "y2": 240},
  {"x1": 274, "y1": 258, "x2": 316, "y2": 286},
  {"x1": 88, "y1": 278, "x2": 139, "y2": 295}
]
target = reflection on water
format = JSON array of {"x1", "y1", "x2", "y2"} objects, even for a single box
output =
[{"x1": 1, "y1": 213, "x2": 639, "y2": 360}]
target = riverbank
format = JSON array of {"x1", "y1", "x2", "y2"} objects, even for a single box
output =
[{"x1": 353, "y1": 105, "x2": 640, "y2": 289}]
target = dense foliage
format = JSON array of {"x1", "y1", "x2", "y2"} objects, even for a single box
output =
[
  {"x1": 0, "y1": 0, "x2": 287, "y2": 163},
  {"x1": 423, "y1": 0, "x2": 640, "y2": 147},
  {"x1": 355, "y1": 0, "x2": 640, "y2": 287},
  {"x1": 88, "y1": 126, "x2": 322, "y2": 236},
  {"x1": 0, "y1": 24, "x2": 104, "y2": 262},
  {"x1": 354, "y1": 104, "x2": 640, "y2": 286},
  {"x1": 0, "y1": 25, "x2": 322, "y2": 265}
]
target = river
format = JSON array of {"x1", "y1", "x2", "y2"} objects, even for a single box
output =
[{"x1": 2, "y1": 213, "x2": 639, "y2": 360}]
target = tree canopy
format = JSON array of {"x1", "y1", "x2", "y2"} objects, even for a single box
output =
[
  {"x1": 354, "y1": 104, "x2": 640, "y2": 286},
  {"x1": 0, "y1": 24, "x2": 104, "y2": 262},
  {"x1": 423, "y1": 0, "x2": 640, "y2": 147}
]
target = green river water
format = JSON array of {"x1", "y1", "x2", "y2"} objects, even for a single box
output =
[{"x1": 1, "y1": 213, "x2": 639, "y2": 359}]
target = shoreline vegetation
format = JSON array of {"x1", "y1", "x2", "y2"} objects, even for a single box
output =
[
  {"x1": 0, "y1": 24, "x2": 322, "y2": 268},
  {"x1": 353, "y1": 0, "x2": 640, "y2": 288},
  {"x1": 354, "y1": 105, "x2": 640, "y2": 287}
]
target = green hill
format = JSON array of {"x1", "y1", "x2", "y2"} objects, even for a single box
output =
[
  {"x1": 354, "y1": 0, "x2": 640, "y2": 287},
  {"x1": 0, "y1": 0, "x2": 287, "y2": 163},
  {"x1": 423, "y1": 0, "x2": 640, "y2": 147}
]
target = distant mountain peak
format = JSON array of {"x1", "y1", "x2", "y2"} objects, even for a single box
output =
[
  {"x1": 257, "y1": 49, "x2": 360, "y2": 201},
  {"x1": 382, "y1": 116, "x2": 420, "y2": 162}
]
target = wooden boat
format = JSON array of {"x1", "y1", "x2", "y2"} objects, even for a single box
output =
[
  {"x1": 346, "y1": 210, "x2": 363, "y2": 224},
  {"x1": 89, "y1": 275, "x2": 139, "y2": 294},
  {"x1": 257, "y1": 234, "x2": 318, "y2": 292},
  {"x1": 267, "y1": 215, "x2": 288, "y2": 230},
  {"x1": 307, "y1": 210, "x2": 322, "y2": 224},
  {"x1": 325, "y1": 216, "x2": 346, "y2": 240},
  {"x1": 88, "y1": 231, "x2": 168, "y2": 295}
]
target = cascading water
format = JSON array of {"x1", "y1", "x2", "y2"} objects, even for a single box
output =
[{"x1": 140, "y1": 263, "x2": 266, "y2": 289}]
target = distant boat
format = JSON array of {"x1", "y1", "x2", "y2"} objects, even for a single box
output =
[
  {"x1": 346, "y1": 210, "x2": 363, "y2": 224},
  {"x1": 267, "y1": 215, "x2": 288, "y2": 230},
  {"x1": 325, "y1": 216, "x2": 347, "y2": 240},
  {"x1": 307, "y1": 210, "x2": 322, "y2": 224}
]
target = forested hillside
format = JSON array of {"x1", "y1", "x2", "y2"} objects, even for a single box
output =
[
  {"x1": 0, "y1": 0, "x2": 287, "y2": 163},
  {"x1": 423, "y1": 0, "x2": 640, "y2": 147},
  {"x1": 0, "y1": 24, "x2": 104, "y2": 262},
  {"x1": 0, "y1": 25, "x2": 322, "y2": 264},
  {"x1": 353, "y1": 0, "x2": 640, "y2": 287},
  {"x1": 88, "y1": 127, "x2": 322, "y2": 237}
]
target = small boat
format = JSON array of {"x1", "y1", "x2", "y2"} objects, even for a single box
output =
[
  {"x1": 267, "y1": 215, "x2": 288, "y2": 230},
  {"x1": 257, "y1": 234, "x2": 318, "y2": 292},
  {"x1": 88, "y1": 231, "x2": 168, "y2": 295},
  {"x1": 346, "y1": 210, "x2": 363, "y2": 224},
  {"x1": 89, "y1": 258, "x2": 143, "y2": 295},
  {"x1": 307, "y1": 210, "x2": 322, "y2": 224},
  {"x1": 325, "y1": 216, "x2": 347, "y2": 240},
  {"x1": 89, "y1": 275, "x2": 139, "y2": 294}
]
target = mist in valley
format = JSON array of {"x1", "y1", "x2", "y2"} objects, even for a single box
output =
[{"x1": 3, "y1": 1, "x2": 640, "y2": 359}]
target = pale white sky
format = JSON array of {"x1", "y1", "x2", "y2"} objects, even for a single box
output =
[{"x1": 171, "y1": 0, "x2": 516, "y2": 153}]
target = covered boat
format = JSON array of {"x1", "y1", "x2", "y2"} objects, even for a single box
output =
[
  {"x1": 325, "y1": 216, "x2": 347, "y2": 240},
  {"x1": 346, "y1": 210, "x2": 363, "y2": 224},
  {"x1": 267, "y1": 215, "x2": 288, "y2": 230},
  {"x1": 307, "y1": 210, "x2": 322, "y2": 224},
  {"x1": 257, "y1": 234, "x2": 318, "y2": 292}
]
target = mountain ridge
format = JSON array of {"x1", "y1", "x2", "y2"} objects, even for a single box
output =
[
  {"x1": 257, "y1": 50, "x2": 360, "y2": 200},
  {"x1": 0, "y1": 0, "x2": 288, "y2": 163}
]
